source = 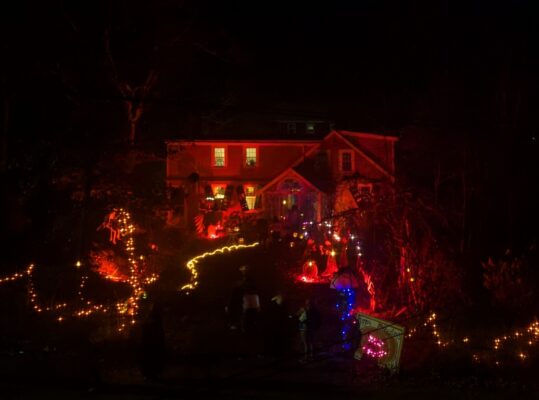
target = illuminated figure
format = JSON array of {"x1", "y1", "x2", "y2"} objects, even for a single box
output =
[
  {"x1": 322, "y1": 250, "x2": 338, "y2": 277},
  {"x1": 98, "y1": 210, "x2": 120, "y2": 244},
  {"x1": 302, "y1": 260, "x2": 318, "y2": 281}
]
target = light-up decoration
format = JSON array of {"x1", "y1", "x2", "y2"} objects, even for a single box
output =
[
  {"x1": 180, "y1": 242, "x2": 259, "y2": 294},
  {"x1": 362, "y1": 334, "x2": 388, "y2": 358},
  {"x1": 337, "y1": 287, "x2": 356, "y2": 350},
  {"x1": 0, "y1": 264, "x2": 33, "y2": 285},
  {"x1": 406, "y1": 313, "x2": 539, "y2": 365},
  {"x1": 359, "y1": 267, "x2": 376, "y2": 312},
  {"x1": 296, "y1": 260, "x2": 321, "y2": 283},
  {"x1": 90, "y1": 250, "x2": 128, "y2": 282},
  {"x1": 113, "y1": 208, "x2": 148, "y2": 330},
  {"x1": 321, "y1": 249, "x2": 338, "y2": 277},
  {"x1": 355, "y1": 312, "x2": 405, "y2": 372},
  {"x1": 0, "y1": 208, "x2": 159, "y2": 333}
]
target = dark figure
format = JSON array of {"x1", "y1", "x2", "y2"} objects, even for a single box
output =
[
  {"x1": 242, "y1": 285, "x2": 261, "y2": 336},
  {"x1": 139, "y1": 303, "x2": 166, "y2": 380},
  {"x1": 287, "y1": 204, "x2": 301, "y2": 233},
  {"x1": 227, "y1": 283, "x2": 244, "y2": 330},
  {"x1": 264, "y1": 295, "x2": 292, "y2": 359},
  {"x1": 298, "y1": 299, "x2": 321, "y2": 362},
  {"x1": 256, "y1": 217, "x2": 269, "y2": 247}
]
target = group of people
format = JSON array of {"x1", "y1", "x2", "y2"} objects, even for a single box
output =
[{"x1": 226, "y1": 266, "x2": 322, "y2": 362}]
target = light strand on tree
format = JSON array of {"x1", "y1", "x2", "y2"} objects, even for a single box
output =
[{"x1": 0, "y1": 208, "x2": 160, "y2": 331}]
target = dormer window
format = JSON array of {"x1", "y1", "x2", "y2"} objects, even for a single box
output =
[
  {"x1": 245, "y1": 147, "x2": 257, "y2": 167},
  {"x1": 212, "y1": 147, "x2": 226, "y2": 167},
  {"x1": 339, "y1": 150, "x2": 354, "y2": 173}
]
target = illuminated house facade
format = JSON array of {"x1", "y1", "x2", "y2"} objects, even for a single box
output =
[{"x1": 166, "y1": 130, "x2": 397, "y2": 230}]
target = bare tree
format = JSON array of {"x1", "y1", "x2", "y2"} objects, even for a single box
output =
[{"x1": 104, "y1": 30, "x2": 158, "y2": 146}]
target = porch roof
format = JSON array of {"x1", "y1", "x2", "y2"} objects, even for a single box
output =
[{"x1": 259, "y1": 167, "x2": 329, "y2": 194}]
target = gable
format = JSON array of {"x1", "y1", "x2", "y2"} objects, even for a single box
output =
[
  {"x1": 319, "y1": 131, "x2": 395, "y2": 181},
  {"x1": 259, "y1": 168, "x2": 323, "y2": 194}
]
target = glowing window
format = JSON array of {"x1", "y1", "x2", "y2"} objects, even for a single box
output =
[
  {"x1": 306, "y1": 122, "x2": 315, "y2": 134},
  {"x1": 245, "y1": 185, "x2": 257, "y2": 209},
  {"x1": 340, "y1": 150, "x2": 353, "y2": 172},
  {"x1": 245, "y1": 147, "x2": 257, "y2": 167},
  {"x1": 211, "y1": 184, "x2": 226, "y2": 199},
  {"x1": 213, "y1": 147, "x2": 226, "y2": 167}
]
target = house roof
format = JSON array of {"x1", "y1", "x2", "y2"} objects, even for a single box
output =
[
  {"x1": 165, "y1": 138, "x2": 320, "y2": 145},
  {"x1": 337, "y1": 130, "x2": 399, "y2": 142},
  {"x1": 331, "y1": 131, "x2": 395, "y2": 182}
]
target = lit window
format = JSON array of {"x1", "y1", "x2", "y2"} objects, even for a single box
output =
[
  {"x1": 340, "y1": 150, "x2": 353, "y2": 172},
  {"x1": 245, "y1": 147, "x2": 257, "y2": 167},
  {"x1": 213, "y1": 147, "x2": 226, "y2": 167},
  {"x1": 245, "y1": 185, "x2": 257, "y2": 209},
  {"x1": 211, "y1": 184, "x2": 226, "y2": 199},
  {"x1": 306, "y1": 122, "x2": 315, "y2": 134}
]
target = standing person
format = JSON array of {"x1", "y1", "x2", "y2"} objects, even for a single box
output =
[
  {"x1": 264, "y1": 294, "x2": 292, "y2": 359},
  {"x1": 298, "y1": 299, "x2": 321, "y2": 362},
  {"x1": 242, "y1": 284, "x2": 261, "y2": 336},
  {"x1": 226, "y1": 283, "x2": 244, "y2": 331}
]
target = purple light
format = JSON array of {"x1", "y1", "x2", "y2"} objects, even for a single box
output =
[{"x1": 362, "y1": 335, "x2": 388, "y2": 359}]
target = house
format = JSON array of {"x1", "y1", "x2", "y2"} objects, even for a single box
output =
[{"x1": 165, "y1": 130, "x2": 398, "y2": 232}]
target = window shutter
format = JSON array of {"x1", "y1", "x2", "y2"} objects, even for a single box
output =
[{"x1": 236, "y1": 185, "x2": 249, "y2": 212}]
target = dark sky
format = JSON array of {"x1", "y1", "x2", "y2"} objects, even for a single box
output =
[{"x1": 1, "y1": 0, "x2": 538, "y2": 142}]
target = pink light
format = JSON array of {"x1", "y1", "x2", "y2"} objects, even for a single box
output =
[{"x1": 362, "y1": 334, "x2": 388, "y2": 359}]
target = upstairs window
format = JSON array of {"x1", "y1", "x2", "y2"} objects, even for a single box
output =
[
  {"x1": 340, "y1": 150, "x2": 353, "y2": 173},
  {"x1": 213, "y1": 147, "x2": 226, "y2": 167},
  {"x1": 286, "y1": 122, "x2": 296, "y2": 135},
  {"x1": 245, "y1": 147, "x2": 257, "y2": 167},
  {"x1": 306, "y1": 122, "x2": 316, "y2": 134}
]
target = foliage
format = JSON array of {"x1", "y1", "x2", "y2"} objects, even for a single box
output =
[
  {"x1": 482, "y1": 243, "x2": 539, "y2": 315},
  {"x1": 364, "y1": 190, "x2": 467, "y2": 313}
]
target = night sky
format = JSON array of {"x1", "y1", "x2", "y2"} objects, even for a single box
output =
[{"x1": 1, "y1": 0, "x2": 538, "y2": 254}]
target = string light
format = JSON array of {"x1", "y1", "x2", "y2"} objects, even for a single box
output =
[
  {"x1": 0, "y1": 209, "x2": 159, "y2": 333},
  {"x1": 180, "y1": 242, "x2": 259, "y2": 294},
  {"x1": 362, "y1": 334, "x2": 388, "y2": 358},
  {"x1": 407, "y1": 313, "x2": 539, "y2": 364},
  {"x1": 0, "y1": 264, "x2": 34, "y2": 285}
]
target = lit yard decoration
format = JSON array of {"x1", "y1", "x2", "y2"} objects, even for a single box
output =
[
  {"x1": 0, "y1": 264, "x2": 33, "y2": 285},
  {"x1": 354, "y1": 312, "x2": 405, "y2": 372},
  {"x1": 407, "y1": 312, "x2": 539, "y2": 365},
  {"x1": 0, "y1": 208, "x2": 159, "y2": 333},
  {"x1": 180, "y1": 242, "x2": 259, "y2": 293}
]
